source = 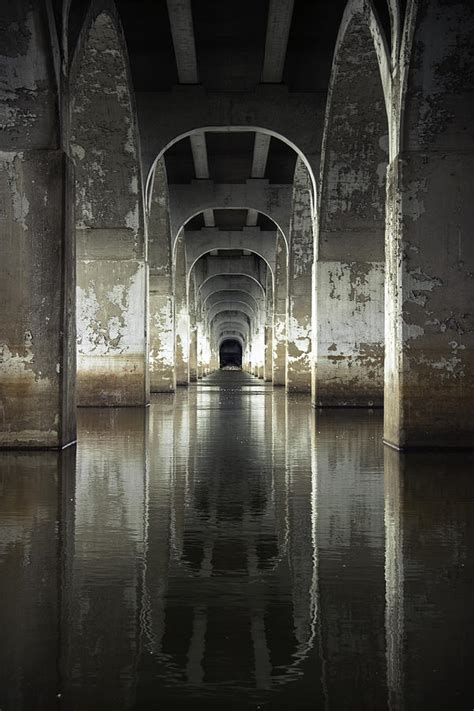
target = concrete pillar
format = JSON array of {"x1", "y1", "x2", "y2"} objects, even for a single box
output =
[
  {"x1": 314, "y1": 11, "x2": 387, "y2": 407},
  {"x1": 264, "y1": 268, "x2": 273, "y2": 381},
  {"x1": 286, "y1": 158, "x2": 313, "y2": 392},
  {"x1": 174, "y1": 233, "x2": 189, "y2": 385},
  {"x1": 0, "y1": 5, "x2": 76, "y2": 449},
  {"x1": 384, "y1": 1, "x2": 474, "y2": 449},
  {"x1": 149, "y1": 158, "x2": 175, "y2": 392},
  {"x1": 272, "y1": 234, "x2": 288, "y2": 386},
  {"x1": 72, "y1": 10, "x2": 148, "y2": 407}
]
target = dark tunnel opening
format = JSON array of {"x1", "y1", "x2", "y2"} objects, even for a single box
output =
[{"x1": 219, "y1": 339, "x2": 243, "y2": 369}]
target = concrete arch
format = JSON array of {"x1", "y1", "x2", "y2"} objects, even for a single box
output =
[
  {"x1": 185, "y1": 229, "x2": 277, "y2": 283},
  {"x1": 201, "y1": 278, "x2": 265, "y2": 315},
  {"x1": 208, "y1": 302, "x2": 256, "y2": 326},
  {"x1": 70, "y1": 1, "x2": 148, "y2": 407},
  {"x1": 314, "y1": 0, "x2": 389, "y2": 407},
  {"x1": 199, "y1": 273, "x2": 265, "y2": 298},
  {"x1": 205, "y1": 291, "x2": 260, "y2": 316},
  {"x1": 218, "y1": 334, "x2": 246, "y2": 349},
  {"x1": 172, "y1": 194, "x2": 289, "y2": 250},
  {"x1": 145, "y1": 127, "x2": 317, "y2": 212}
]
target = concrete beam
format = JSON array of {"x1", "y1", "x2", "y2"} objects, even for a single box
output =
[
  {"x1": 169, "y1": 180, "x2": 292, "y2": 240},
  {"x1": 166, "y1": 0, "x2": 199, "y2": 84},
  {"x1": 261, "y1": 0, "x2": 295, "y2": 83},
  {"x1": 137, "y1": 88, "x2": 324, "y2": 185},
  {"x1": 247, "y1": 133, "x2": 272, "y2": 225},
  {"x1": 185, "y1": 228, "x2": 277, "y2": 276},
  {"x1": 189, "y1": 131, "x2": 215, "y2": 227}
]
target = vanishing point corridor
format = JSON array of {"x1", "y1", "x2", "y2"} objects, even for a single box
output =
[{"x1": 1, "y1": 372, "x2": 473, "y2": 710}]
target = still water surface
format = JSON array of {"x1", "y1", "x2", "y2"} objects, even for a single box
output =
[{"x1": 0, "y1": 372, "x2": 473, "y2": 710}]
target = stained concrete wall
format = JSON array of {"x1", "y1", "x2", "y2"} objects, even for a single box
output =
[
  {"x1": 286, "y1": 159, "x2": 313, "y2": 392},
  {"x1": 71, "y1": 9, "x2": 148, "y2": 407},
  {"x1": 315, "y1": 3, "x2": 388, "y2": 407},
  {"x1": 149, "y1": 158, "x2": 175, "y2": 391},
  {"x1": 272, "y1": 234, "x2": 288, "y2": 386},
  {"x1": 174, "y1": 233, "x2": 189, "y2": 385},
  {"x1": 0, "y1": 3, "x2": 76, "y2": 448},
  {"x1": 384, "y1": 0, "x2": 474, "y2": 448}
]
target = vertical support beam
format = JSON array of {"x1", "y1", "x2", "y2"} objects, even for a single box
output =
[
  {"x1": 149, "y1": 158, "x2": 176, "y2": 392},
  {"x1": 73, "y1": 11, "x2": 148, "y2": 407},
  {"x1": 286, "y1": 159, "x2": 313, "y2": 392},
  {"x1": 174, "y1": 233, "x2": 189, "y2": 385},
  {"x1": 188, "y1": 274, "x2": 198, "y2": 382},
  {"x1": 384, "y1": 0, "x2": 474, "y2": 448},
  {"x1": 264, "y1": 268, "x2": 274, "y2": 381},
  {"x1": 0, "y1": 151, "x2": 76, "y2": 447},
  {"x1": 273, "y1": 234, "x2": 288, "y2": 386}
]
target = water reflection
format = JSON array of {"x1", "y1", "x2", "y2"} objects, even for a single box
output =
[{"x1": 0, "y1": 374, "x2": 473, "y2": 710}]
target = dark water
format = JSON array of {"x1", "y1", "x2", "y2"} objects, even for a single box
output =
[{"x1": 0, "y1": 371, "x2": 473, "y2": 710}]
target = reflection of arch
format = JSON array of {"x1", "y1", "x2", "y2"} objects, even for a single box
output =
[{"x1": 146, "y1": 127, "x2": 317, "y2": 210}]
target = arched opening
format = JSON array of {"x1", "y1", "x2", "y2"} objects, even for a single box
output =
[{"x1": 219, "y1": 339, "x2": 243, "y2": 370}]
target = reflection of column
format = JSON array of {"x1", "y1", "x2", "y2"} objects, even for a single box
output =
[
  {"x1": 174, "y1": 233, "x2": 189, "y2": 386},
  {"x1": 384, "y1": 449, "x2": 474, "y2": 710},
  {"x1": 315, "y1": 409, "x2": 386, "y2": 708},
  {"x1": 64, "y1": 409, "x2": 146, "y2": 709},
  {"x1": 273, "y1": 234, "x2": 288, "y2": 386},
  {"x1": 0, "y1": 449, "x2": 75, "y2": 706},
  {"x1": 286, "y1": 159, "x2": 313, "y2": 393},
  {"x1": 384, "y1": 449, "x2": 404, "y2": 711}
]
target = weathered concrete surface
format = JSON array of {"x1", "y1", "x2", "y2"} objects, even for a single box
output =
[
  {"x1": 286, "y1": 159, "x2": 313, "y2": 392},
  {"x1": 174, "y1": 233, "x2": 189, "y2": 385},
  {"x1": 71, "y1": 9, "x2": 148, "y2": 406},
  {"x1": 315, "y1": 2, "x2": 388, "y2": 407},
  {"x1": 169, "y1": 180, "x2": 291, "y2": 241},
  {"x1": 272, "y1": 235, "x2": 288, "y2": 386},
  {"x1": 314, "y1": 262, "x2": 384, "y2": 406},
  {"x1": 264, "y1": 268, "x2": 273, "y2": 381},
  {"x1": 149, "y1": 159, "x2": 175, "y2": 392},
  {"x1": 0, "y1": 151, "x2": 76, "y2": 448},
  {"x1": 384, "y1": 0, "x2": 474, "y2": 449}
]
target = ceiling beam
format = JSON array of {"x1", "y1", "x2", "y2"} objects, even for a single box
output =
[
  {"x1": 189, "y1": 132, "x2": 215, "y2": 226},
  {"x1": 261, "y1": 0, "x2": 295, "y2": 83},
  {"x1": 247, "y1": 133, "x2": 272, "y2": 225},
  {"x1": 166, "y1": 0, "x2": 199, "y2": 84}
]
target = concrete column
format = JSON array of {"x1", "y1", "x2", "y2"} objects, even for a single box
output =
[
  {"x1": 384, "y1": 1, "x2": 474, "y2": 449},
  {"x1": 272, "y1": 234, "x2": 288, "y2": 386},
  {"x1": 313, "y1": 9, "x2": 387, "y2": 407},
  {"x1": 0, "y1": 151, "x2": 76, "y2": 448},
  {"x1": 72, "y1": 11, "x2": 148, "y2": 407},
  {"x1": 286, "y1": 159, "x2": 313, "y2": 392},
  {"x1": 264, "y1": 268, "x2": 273, "y2": 381},
  {"x1": 0, "y1": 4, "x2": 76, "y2": 449},
  {"x1": 188, "y1": 288, "x2": 198, "y2": 383},
  {"x1": 149, "y1": 158, "x2": 175, "y2": 392},
  {"x1": 174, "y1": 233, "x2": 189, "y2": 385}
]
